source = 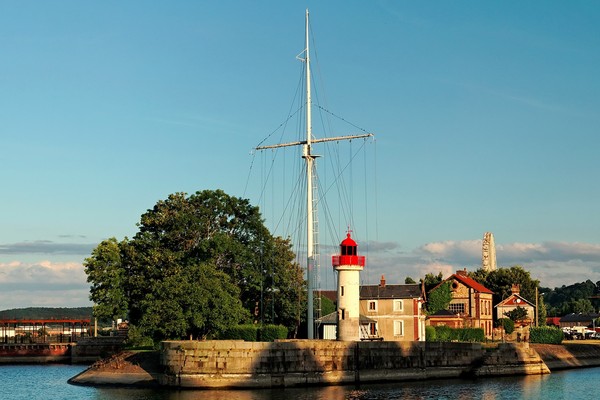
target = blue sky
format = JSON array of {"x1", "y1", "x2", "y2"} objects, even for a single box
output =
[{"x1": 1, "y1": 1, "x2": 599, "y2": 309}]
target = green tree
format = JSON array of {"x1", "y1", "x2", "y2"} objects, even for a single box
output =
[
  {"x1": 405, "y1": 277, "x2": 416, "y2": 284},
  {"x1": 504, "y1": 306, "x2": 529, "y2": 322},
  {"x1": 261, "y1": 236, "x2": 306, "y2": 331},
  {"x1": 469, "y1": 266, "x2": 540, "y2": 308},
  {"x1": 496, "y1": 318, "x2": 515, "y2": 335},
  {"x1": 317, "y1": 295, "x2": 335, "y2": 318},
  {"x1": 427, "y1": 281, "x2": 452, "y2": 314},
  {"x1": 85, "y1": 190, "x2": 305, "y2": 342},
  {"x1": 83, "y1": 238, "x2": 128, "y2": 322},
  {"x1": 537, "y1": 296, "x2": 547, "y2": 326},
  {"x1": 544, "y1": 280, "x2": 598, "y2": 316},
  {"x1": 422, "y1": 272, "x2": 444, "y2": 292}
]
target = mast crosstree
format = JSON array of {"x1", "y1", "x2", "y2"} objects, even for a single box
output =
[{"x1": 255, "y1": 9, "x2": 373, "y2": 339}]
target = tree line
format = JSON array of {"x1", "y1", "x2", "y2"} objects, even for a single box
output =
[{"x1": 408, "y1": 265, "x2": 600, "y2": 324}]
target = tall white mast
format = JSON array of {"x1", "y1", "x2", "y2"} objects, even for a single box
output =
[
  {"x1": 303, "y1": 8, "x2": 316, "y2": 340},
  {"x1": 255, "y1": 9, "x2": 373, "y2": 339}
]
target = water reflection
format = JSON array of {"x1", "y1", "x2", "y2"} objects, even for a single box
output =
[
  {"x1": 4, "y1": 364, "x2": 598, "y2": 400},
  {"x1": 91, "y1": 372, "x2": 586, "y2": 400},
  {"x1": 93, "y1": 377, "x2": 553, "y2": 400}
]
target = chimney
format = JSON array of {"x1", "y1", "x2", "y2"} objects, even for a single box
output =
[
  {"x1": 511, "y1": 284, "x2": 520, "y2": 295},
  {"x1": 380, "y1": 275, "x2": 386, "y2": 288},
  {"x1": 456, "y1": 268, "x2": 468, "y2": 276}
]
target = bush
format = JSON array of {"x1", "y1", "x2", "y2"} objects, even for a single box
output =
[
  {"x1": 496, "y1": 318, "x2": 515, "y2": 335},
  {"x1": 259, "y1": 325, "x2": 288, "y2": 342},
  {"x1": 529, "y1": 326, "x2": 563, "y2": 344},
  {"x1": 425, "y1": 325, "x2": 437, "y2": 341}
]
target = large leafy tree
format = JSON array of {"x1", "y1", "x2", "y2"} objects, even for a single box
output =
[
  {"x1": 84, "y1": 237, "x2": 128, "y2": 322},
  {"x1": 469, "y1": 266, "x2": 540, "y2": 306},
  {"x1": 84, "y1": 190, "x2": 304, "y2": 341},
  {"x1": 470, "y1": 266, "x2": 546, "y2": 324}
]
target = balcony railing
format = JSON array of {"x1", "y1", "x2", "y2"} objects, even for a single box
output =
[{"x1": 332, "y1": 255, "x2": 365, "y2": 267}]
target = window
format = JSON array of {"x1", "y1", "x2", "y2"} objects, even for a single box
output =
[
  {"x1": 341, "y1": 309, "x2": 345, "y2": 320},
  {"x1": 393, "y1": 320, "x2": 404, "y2": 336},
  {"x1": 369, "y1": 323, "x2": 377, "y2": 336},
  {"x1": 393, "y1": 299, "x2": 403, "y2": 312},
  {"x1": 368, "y1": 300, "x2": 378, "y2": 312},
  {"x1": 449, "y1": 303, "x2": 466, "y2": 315},
  {"x1": 341, "y1": 286, "x2": 344, "y2": 296}
]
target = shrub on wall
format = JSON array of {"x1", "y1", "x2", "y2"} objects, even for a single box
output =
[{"x1": 529, "y1": 326, "x2": 563, "y2": 344}]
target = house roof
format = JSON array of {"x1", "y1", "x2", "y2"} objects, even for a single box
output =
[
  {"x1": 447, "y1": 273, "x2": 494, "y2": 294},
  {"x1": 429, "y1": 309, "x2": 459, "y2": 317},
  {"x1": 360, "y1": 283, "x2": 422, "y2": 300},
  {"x1": 546, "y1": 317, "x2": 561, "y2": 326},
  {"x1": 495, "y1": 293, "x2": 535, "y2": 308},
  {"x1": 560, "y1": 313, "x2": 600, "y2": 323},
  {"x1": 316, "y1": 290, "x2": 337, "y2": 302}
]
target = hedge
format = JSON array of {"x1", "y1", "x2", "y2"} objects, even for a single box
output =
[
  {"x1": 219, "y1": 324, "x2": 258, "y2": 341},
  {"x1": 529, "y1": 326, "x2": 563, "y2": 344},
  {"x1": 219, "y1": 324, "x2": 288, "y2": 342},
  {"x1": 258, "y1": 325, "x2": 288, "y2": 342},
  {"x1": 428, "y1": 325, "x2": 485, "y2": 342}
]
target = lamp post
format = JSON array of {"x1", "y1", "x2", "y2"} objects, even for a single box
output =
[{"x1": 535, "y1": 287, "x2": 538, "y2": 327}]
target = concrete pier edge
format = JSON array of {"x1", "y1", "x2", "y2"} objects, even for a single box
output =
[{"x1": 65, "y1": 340, "x2": 600, "y2": 389}]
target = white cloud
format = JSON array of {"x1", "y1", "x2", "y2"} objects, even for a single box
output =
[
  {"x1": 0, "y1": 260, "x2": 90, "y2": 309},
  {"x1": 0, "y1": 241, "x2": 95, "y2": 255},
  {"x1": 2, "y1": 239, "x2": 599, "y2": 309},
  {"x1": 361, "y1": 239, "x2": 600, "y2": 290}
]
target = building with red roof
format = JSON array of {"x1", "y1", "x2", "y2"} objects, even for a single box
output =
[
  {"x1": 495, "y1": 284, "x2": 535, "y2": 327},
  {"x1": 427, "y1": 268, "x2": 494, "y2": 338}
]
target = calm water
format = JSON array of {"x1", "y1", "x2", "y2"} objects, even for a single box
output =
[{"x1": 0, "y1": 364, "x2": 598, "y2": 400}]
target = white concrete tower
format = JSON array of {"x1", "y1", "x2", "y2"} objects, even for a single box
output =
[
  {"x1": 482, "y1": 232, "x2": 497, "y2": 272},
  {"x1": 332, "y1": 231, "x2": 365, "y2": 341}
]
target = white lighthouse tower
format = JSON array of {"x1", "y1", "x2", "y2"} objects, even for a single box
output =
[{"x1": 332, "y1": 231, "x2": 365, "y2": 341}]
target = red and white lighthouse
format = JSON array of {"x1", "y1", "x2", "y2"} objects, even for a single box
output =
[{"x1": 332, "y1": 231, "x2": 365, "y2": 341}]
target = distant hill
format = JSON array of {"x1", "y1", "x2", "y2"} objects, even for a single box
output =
[{"x1": 0, "y1": 307, "x2": 93, "y2": 320}]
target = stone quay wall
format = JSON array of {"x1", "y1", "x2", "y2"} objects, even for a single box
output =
[
  {"x1": 159, "y1": 340, "x2": 549, "y2": 389},
  {"x1": 71, "y1": 337, "x2": 125, "y2": 363},
  {"x1": 0, "y1": 343, "x2": 71, "y2": 363},
  {"x1": 532, "y1": 343, "x2": 600, "y2": 370},
  {"x1": 0, "y1": 337, "x2": 125, "y2": 364}
]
